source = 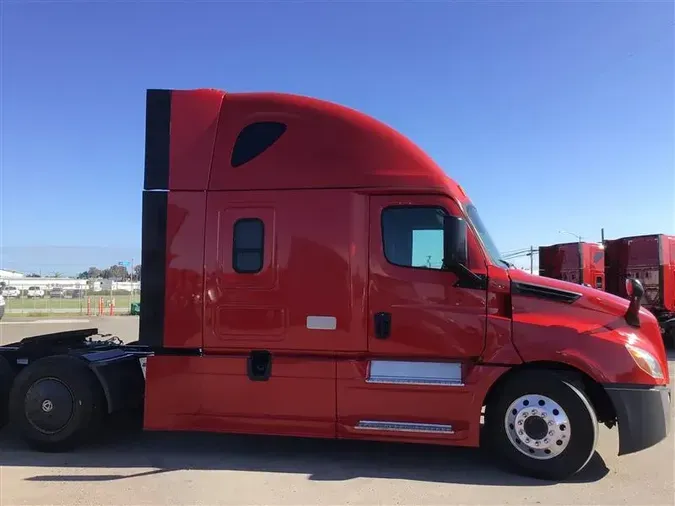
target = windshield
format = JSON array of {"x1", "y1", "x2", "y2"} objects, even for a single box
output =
[{"x1": 465, "y1": 204, "x2": 507, "y2": 267}]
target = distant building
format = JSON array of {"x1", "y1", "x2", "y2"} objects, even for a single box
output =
[
  {"x1": 100, "y1": 279, "x2": 141, "y2": 292},
  {"x1": 0, "y1": 269, "x2": 141, "y2": 293},
  {"x1": 0, "y1": 277, "x2": 89, "y2": 291},
  {"x1": 0, "y1": 269, "x2": 25, "y2": 279}
]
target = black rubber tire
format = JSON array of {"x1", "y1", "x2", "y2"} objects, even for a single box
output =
[
  {"x1": 484, "y1": 370, "x2": 599, "y2": 481},
  {"x1": 664, "y1": 327, "x2": 675, "y2": 350},
  {"x1": 0, "y1": 356, "x2": 16, "y2": 429},
  {"x1": 8, "y1": 355, "x2": 106, "y2": 452}
]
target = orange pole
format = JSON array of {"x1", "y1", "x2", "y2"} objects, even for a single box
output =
[{"x1": 109, "y1": 297, "x2": 115, "y2": 316}]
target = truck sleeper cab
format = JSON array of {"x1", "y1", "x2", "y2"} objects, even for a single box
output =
[{"x1": 0, "y1": 88, "x2": 670, "y2": 482}]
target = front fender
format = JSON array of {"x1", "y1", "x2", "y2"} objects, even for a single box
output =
[{"x1": 511, "y1": 314, "x2": 657, "y2": 385}]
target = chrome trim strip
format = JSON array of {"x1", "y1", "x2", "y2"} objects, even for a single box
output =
[
  {"x1": 356, "y1": 420, "x2": 454, "y2": 434},
  {"x1": 366, "y1": 377, "x2": 464, "y2": 386},
  {"x1": 367, "y1": 360, "x2": 463, "y2": 386}
]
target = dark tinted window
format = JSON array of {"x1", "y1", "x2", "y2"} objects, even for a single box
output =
[
  {"x1": 233, "y1": 218, "x2": 264, "y2": 273},
  {"x1": 231, "y1": 122, "x2": 287, "y2": 168},
  {"x1": 381, "y1": 206, "x2": 448, "y2": 270},
  {"x1": 595, "y1": 276, "x2": 603, "y2": 288}
]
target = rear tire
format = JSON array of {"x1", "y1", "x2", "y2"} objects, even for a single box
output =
[
  {"x1": 484, "y1": 370, "x2": 599, "y2": 481},
  {"x1": 0, "y1": 356, "x2": 16, "y2": 429},
  {"x1": 8, "y1": 355, "x2": 106, "y2": 452}
]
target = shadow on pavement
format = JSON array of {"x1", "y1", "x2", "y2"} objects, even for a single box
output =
[{"x1": 0, "y1": 424, "x2": 609, "y2": 486}]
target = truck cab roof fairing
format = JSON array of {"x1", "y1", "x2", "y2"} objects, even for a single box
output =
[{"x1": 144, "y1": 88, "x2": 467, "y2": 199}]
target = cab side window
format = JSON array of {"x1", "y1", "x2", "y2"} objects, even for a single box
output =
[
  {"x1": 233, "y1": 218, "x2": 264, "y2": 273},
  {"x1": 382, "y1": 206, "x2": 448, "y2": 270}
]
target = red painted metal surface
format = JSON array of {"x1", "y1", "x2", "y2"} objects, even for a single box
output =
[
  {"x1": 202, "y1": 189, "x2": 368, "y2": 352},
  {"x1": 605, "y1": 234, "x2": 675, "y2": 313},
  {"x1": 483, "y1": 265, "x2": 522, "y2": 364},
  {"x1": 168, "y1": 89, "x2": 224, "y2": 191},
  {"x1": 538, "y1": 241, "x2": 605, "y2": 289},
  {"x1": 143, "y1": 87, "x2": 669, "y2": 448},
  {"x1": 367, "y1": 194, "x2": 487, "y2": 359},
  {"x1": 208, "y1": 92, "x2": 464, "y2": 196},
  {"x1": 509, "y1": 268, "x2": 669, "y2": 386},
  {"x1": 163, "y1": 191, "x2": 206, "y2": 349},
  {"x1": 143, "y1": 354, "x2": 335, "y2": 438},
  {"x1": 336, "y1": 361, "x2": 510, "y2": 447}
]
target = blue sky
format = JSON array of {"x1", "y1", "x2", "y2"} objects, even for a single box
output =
[{"x1": 1, "y1": 1, "x2": 673, "y2": 275}]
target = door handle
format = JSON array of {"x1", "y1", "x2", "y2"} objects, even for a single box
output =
[{"x1": 374, "y1": 312, "x2": 392, "y2": 339}]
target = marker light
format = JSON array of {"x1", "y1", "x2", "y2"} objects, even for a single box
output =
[{"x1": 626, "y1": 344, "x2": 664, "y2": 380}]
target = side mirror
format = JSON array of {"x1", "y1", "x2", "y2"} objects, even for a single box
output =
[
  {"x1": 443, "y1": 215, "x2": 468, "y2": 269},
  {"x1": 624, "y1": 277, "x2": 644, "y2": 327},
  {"x1": 625, "y1": 277, "x2": 644, "y2": 300}
]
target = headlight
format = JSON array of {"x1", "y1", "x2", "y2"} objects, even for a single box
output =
[{"x1": 626, "y1": 344, "x2": 664, "y2": 380}]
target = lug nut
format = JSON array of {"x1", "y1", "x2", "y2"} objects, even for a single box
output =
[{"x1": 519, "y1": 430, "x2": 524, "y2": 435}]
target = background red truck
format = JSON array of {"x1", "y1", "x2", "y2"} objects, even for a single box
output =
[
  {"x1": 605, "y1": 234, "x2": 675, "y2": 348},
  {"x1": 538, "y1": 242, "x2": 605, "y2": 290},
  {"x1": 0, "y1": 88, "x2": 670, "y2": 483},
  {"x1": 539, "y1": 235, "x2": 675, "y2": 348}
]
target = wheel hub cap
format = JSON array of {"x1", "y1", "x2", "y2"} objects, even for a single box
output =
[
  {"x1": 25, "y1": 378, "x2": 74, "y2": 435},
  {"x1": 504, "y1": 394, "x2": 571, "y2": 460}
]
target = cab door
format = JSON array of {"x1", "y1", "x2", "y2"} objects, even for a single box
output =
[
  {"x1": 367, "y1": 194, "x2": 487, "y2": 359},
  {"x1": 336, "y1": 194, "x2": 488, "y2": 441}
]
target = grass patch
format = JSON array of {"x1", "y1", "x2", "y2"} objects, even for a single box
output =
[
  {"x1": 3, "y1": 311, "x2": 89, "y2": 318},
  {"x1": 5, "y1": 294, "x2": 140, "y2": 311}
]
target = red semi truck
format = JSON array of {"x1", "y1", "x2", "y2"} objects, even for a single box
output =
[
  {"x1": 605, "y1": 234, "x2": 675, "y2": 348},
  {"x1": 0, "y1": 89, "x2": 671, "y2": 481},
  {"x1": 539, "y1": 242, "x2": 605, "y2": 290}
]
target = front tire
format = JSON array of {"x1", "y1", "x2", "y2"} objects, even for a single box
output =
[
  {"x1": 8, "y1": 355, "x2": 106, "y2": 452},
  {"x1": 484, "y1": 370, "x2": 599, "y2": 481},
  {"x1": 663, "y1": 327, "x2": 675, "y2": 350}
]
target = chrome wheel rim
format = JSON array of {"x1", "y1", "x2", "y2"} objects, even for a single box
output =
[{"x1": 504, "y1": 394, "x2": 571, "y2": 460}]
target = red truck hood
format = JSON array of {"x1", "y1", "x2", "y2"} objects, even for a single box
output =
[
  {"x1": 508, "y1": 268, "x2": 636, "y2": 319},
  {"x1": 506, "y1": 268, "x2": 668, "y2": 380}
]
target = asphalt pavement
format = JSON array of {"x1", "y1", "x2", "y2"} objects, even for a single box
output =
[{"x1": 0, "y1": 317, "x2": 673, "y2": 505}]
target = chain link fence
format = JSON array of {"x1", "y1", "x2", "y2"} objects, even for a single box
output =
[{"x1": 2, "y1": 288, "x2": 141, "y2": 317}]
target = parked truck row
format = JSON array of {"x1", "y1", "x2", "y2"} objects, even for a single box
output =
[
  {"x1": 0, "y1": 88, "x2": 670, "y2": 482},
  {"x1": 539, "y1": 235, "x2": 675, "y2": 348}
]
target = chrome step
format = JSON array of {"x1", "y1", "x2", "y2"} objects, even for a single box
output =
[{"x1": 355, "y1": 420, "x2": 454, "y2": 434}]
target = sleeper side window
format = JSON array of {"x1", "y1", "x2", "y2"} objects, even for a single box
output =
[
  {"x1": 231, "y1": 122, "x2": 287, "y2": 168},
  {"x1": 233, "y1": 218, "x2": 264, "y2": 273},
  {"x1": 381, "y1": 206, "x2": 448, "y2": 270}
]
